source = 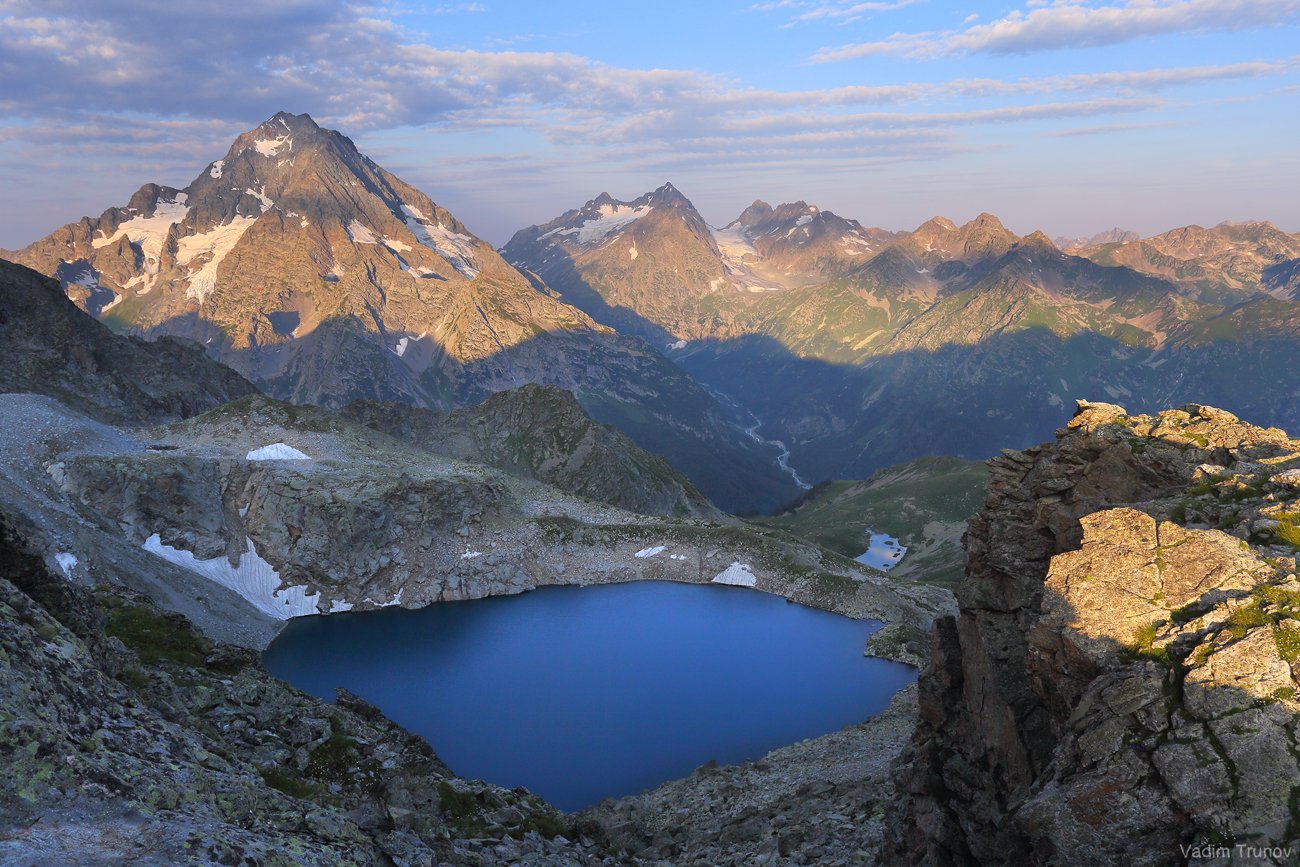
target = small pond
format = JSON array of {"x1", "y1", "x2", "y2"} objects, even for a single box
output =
[
  {"x1": 855, "y1": 530, "x2": 907, "y2": 571},
  {"x1": 264, "y1": 580, "x2": 916, "y2": 811}
]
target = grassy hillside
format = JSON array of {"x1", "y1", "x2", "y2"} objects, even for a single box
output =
[{"x1": 757, "y1": 455, "x2": 988, "y2": 587}]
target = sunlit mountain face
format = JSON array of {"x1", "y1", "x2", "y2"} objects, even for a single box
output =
[{"x1": 506, "y1": 183, "x2": 1300, "y2": 483}]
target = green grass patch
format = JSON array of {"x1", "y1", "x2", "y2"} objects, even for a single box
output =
[
  {"x1": 1124, "y1": 622, "x2": 1172, "y2": 665},
  {"x1": 1274, "y1": 626, "x2": 1300, "y2": 663},
  {"x1": 1226, "y1": 604, "x2": 1271, "y2": 639},
  {"x1": 105, "y1": 604, "x2": 210, "y2": 667},
  {"x1": 1272, "y1": 513, "x2": 1300, "y2": 550},
  {"x1": 260, "y1": 767, "x2": 318, "y2": 800},
  {"x1": 306, "y1": 717, "x2": 381, "y2": 791}
]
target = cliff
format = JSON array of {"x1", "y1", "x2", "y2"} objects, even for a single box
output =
[{"x1": 889, "y1": 401, "x2": 1300, "y2": 864}]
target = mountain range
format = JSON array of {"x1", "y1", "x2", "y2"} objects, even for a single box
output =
[
  {"x1": 11, "y1": 110, "x2": 1300, "y2": 509},
  {"x1": 505, "y1": 184, "x2": 1300, "y2": 484},
  {"x1": 10, "y1": 113, "x2": 794, "y2": 513}
]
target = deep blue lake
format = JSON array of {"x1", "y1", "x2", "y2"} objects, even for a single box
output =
[{"x1": 263, "y1": 581, "x2": 916, "y2": 811}]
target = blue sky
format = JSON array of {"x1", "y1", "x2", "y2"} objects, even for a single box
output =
[{"x1": 1, "y1": 0, "x2": 1298, "y2": 247}]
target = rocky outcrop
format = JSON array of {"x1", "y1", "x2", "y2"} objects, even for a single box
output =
[
  {"x1": 0, "y1": 258, "x2": 257, "y2": 424},
  {"x1": 0, "y1": 511, "x2": 616, "y2": 865},
  {"x1": 343, "y1": 384, "x2": 722, "y2": 519},
  {"x1": 586, "y1": 685, "x2": 920, "y2": 866},
  {"x1": 889, "y1": 401, "x2": 1300, "y2": 864}
]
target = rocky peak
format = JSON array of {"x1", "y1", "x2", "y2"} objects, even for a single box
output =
[
  {"x1": 649, "y1": 181, "x2": 688, "y2": 205},
  {"x1": 1016, "y1": 230, "x2": 1057, "y2": 252},
  {"x1": 889, "y1": 400, "x2": 1300, "y2": 863},
  {"x1": 734, "y1": 200, "x2": 774, "y2": 227}
]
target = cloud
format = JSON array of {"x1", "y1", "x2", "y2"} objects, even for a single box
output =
[
  {"x1": 0, "y1": 0, "x2": 1297, "y2": 248},
  {"x1": 810, "y1": 0, "x2": 1300, "y2": 61}
]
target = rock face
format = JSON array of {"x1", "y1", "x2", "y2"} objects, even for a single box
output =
[
  {"x1": 889, "y1": 400, "x2": 1300, "y2": 864},
  {"x1": 343, "y1": 384, "x2": 722, "y2": 519},
  {"x1": 0, "y1": 258, "x2": 257, "y2": 424}
]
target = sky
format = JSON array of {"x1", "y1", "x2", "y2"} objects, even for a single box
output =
[{"x1": 1, "y1": 0, "x2": 1298, "y2": 248}]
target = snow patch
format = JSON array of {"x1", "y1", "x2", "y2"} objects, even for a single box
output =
[
  {"x1": 143, "y1": 534, "x2": 320, "y2": 620},
  {"x1": 401, "y1": 205, "x2": 480, "y2": 278},
  {"x1": 55, "y1": 552, "x2": 78, "y2": 576},
  {"x1": 92, "y1": 197, "x2": 189, "y2": 266},
  {"x1": 252, "y1": 135, "x2": 291, "y2": 157},
  {"x1": 209, "y1": 160, "x2": 224, "y2": 178},
  {"x1": 543, "y1": 203, "x2": 652, "y2": 245},
  {"x1": 634, "y1": 546, "x2": 666, "y2": 559},
  {"x1": 245, "y1": 187, "x2": 275, "y2": 213},
  {"x1": 1102, "y1": 383, "x2": 1133, "y2": 400},
  {"x1": 670, "y1": 554, "x2": 688, "y2": 561},
  {"x1": 246, "y1": 443, "x2": 310, "y2": 461},
  {"x1": 666, "y1": 339, "x2": 687, "y2": 351},
  {"x1": 711, "y1": 224, "x2": 758, "y2": 268},
  {"x1": 347, "y1": 220, "x2": 379, "y2": 244},
  {"x1": 177, "y1": 216, "x2": 258, "y2": 302},
  {"x1": 461, "y1": 548, "x2": 483, "y2": 560},
  {"x1": 328, "y1": 599, "x2": 354, "y2": 613},
  {"x1": 711, "y1": 562, "x2": 757, "y2": 587}
]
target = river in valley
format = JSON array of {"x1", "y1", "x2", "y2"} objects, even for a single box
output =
[{"x1": 264, "y1": 580, "x2": 916, "y2": 811}]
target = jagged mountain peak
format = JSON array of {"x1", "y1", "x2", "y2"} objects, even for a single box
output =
[
  {"x1": 650, "y1": 181, "x2": 688, "y2": 203},
  {"x1": 905, "y1": 212, "x2": 1018, "y2": 261}
]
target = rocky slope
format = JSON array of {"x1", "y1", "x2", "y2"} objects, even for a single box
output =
[
  {"x1": 11, "y1": 113, "x2": 797, "y2": 514},
  {"x1": 0, "y1": 258, "x2": 256, "y2": 424},
  {"x1": 0, "y1": 510, "x2": 619, "y2": 865},
  {"x1": 585, "y1": 685, "x2": 921, "y2": 866},
  {"x1": 342, "y1": 384, "x2": 722, "y2": 519},
  {"x1": 889, "y1": 401, "x2": 1300, "y2": 864}
]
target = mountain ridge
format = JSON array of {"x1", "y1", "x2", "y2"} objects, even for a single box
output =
[{"x1": 12, "y1": 114, "x2": 802, "y2": 513}]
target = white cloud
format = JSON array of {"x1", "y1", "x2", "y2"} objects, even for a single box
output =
[
  {"x1": 1, "y1": 0, "x2": 1297, "y2": 248},
  {"x1": 811, "y1": 0, "x2": 1300, "y2": 61}
]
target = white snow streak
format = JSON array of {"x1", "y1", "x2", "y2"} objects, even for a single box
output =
[
  {"x1": 634, "y1": 546, "x2": 666, "y2": 559},
  {"x1": 543, "y1": 203, "x2": 652, "y2": 245},
  {"x1": 401, "y1": 204, "x2": 480, "y2": 278},
  {"x1": 54, "y1": 552, "x2": 78, "y2": 576},
  {"x1": 143, "y1": 534, "x2": 320, "y2": 620},
  {"x1": 178, "y1": 216, "x2": 258, "y2": 302},
  {"x1": 252, "y1": 135, "x2": 291, "y2": 157},
  {"x1": 347, "y1": 220, "x2": 379, "y2": 244}
]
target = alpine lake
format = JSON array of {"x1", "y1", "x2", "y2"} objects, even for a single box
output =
[{"x1": 264, "y1": 580, "x2": 916, "y2": 811}]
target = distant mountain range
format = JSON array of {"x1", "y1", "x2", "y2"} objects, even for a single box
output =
[
  {"x1": 10, "y1": 111, "x2": 1300, "y2": 508},
  {"x1": 505, "y1": 184, "x2": 1300, "y2": 482}
]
